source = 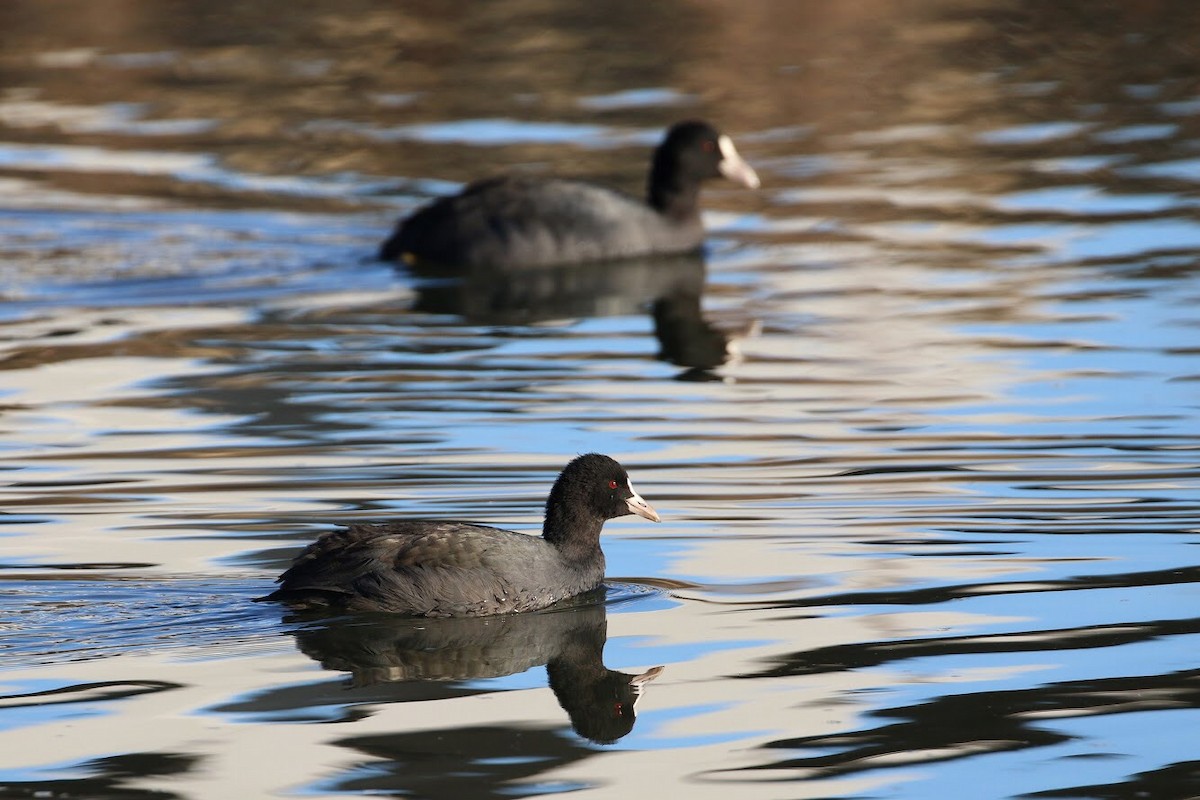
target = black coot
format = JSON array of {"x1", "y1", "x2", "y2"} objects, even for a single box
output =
[
  {"x1": 263, "y1": 453, "x2": 660, "y2": 617},
  {"x1": 380, "y1": 120, "x2": 759, "y2": 269}
]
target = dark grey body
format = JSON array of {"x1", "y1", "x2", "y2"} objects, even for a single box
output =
[
  {"x1": 379, "y1": 120, "x2": 759, "y2": 270},
  {"x1": 382, "y1": 177, "x2": 704, "y2": 269},
  {"x1": 263, "y1": 453, "x2": 660, "y2": 617},
  {"x1": 266, "y1": 520, "x2": 604, "y2": 617}
]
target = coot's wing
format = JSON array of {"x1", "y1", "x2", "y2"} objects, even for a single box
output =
[
  {"x1": 384, "y1": 178, "x2": 702, "y2": 269},
  {"x1": 378, "y1": 525, "x2": 559, "y2": 616},
  {"x1": 268, "y1": 521, "x2": 553, "y2": 616}
]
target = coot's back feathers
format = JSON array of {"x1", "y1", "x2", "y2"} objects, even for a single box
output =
[
  {"x1": 264, "y1": 454, "x2": 660, "y2": 617},
  {"x1": 380, "y1": 120, "x2": 758, "y2": 269}
]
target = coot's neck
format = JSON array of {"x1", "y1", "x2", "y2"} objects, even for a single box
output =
[
  {"x1": 647, "y1": 157, "x2": 701, "y2": 221},
  {"x1": 542, "y1": 503, "x2": 605, "y2": 562}
]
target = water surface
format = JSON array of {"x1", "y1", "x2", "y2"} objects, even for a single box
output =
[{"x1": 1, "y1": 2, "x2": 1199, "y2": 798}]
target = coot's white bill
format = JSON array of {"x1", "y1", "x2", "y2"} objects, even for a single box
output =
[
  {"x1": 625, "y1": 478, "x2": 661, "y2": 522},
  {"x1": 717, "y1": 134, "x2": 760, "y2": 189}
]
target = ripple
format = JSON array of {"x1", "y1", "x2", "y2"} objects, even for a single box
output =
[{"x1": 1, "y1": 4, "x2": 1199, "y2": 799}]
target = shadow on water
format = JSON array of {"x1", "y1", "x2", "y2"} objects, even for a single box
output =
[
  {"x1": 264, "y1": 593, "x2": 662, "y2": 746},
  {"x1": 404, "y1": 252, "x2": 738, "y2": 375}
]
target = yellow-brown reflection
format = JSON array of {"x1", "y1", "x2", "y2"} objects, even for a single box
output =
[{"x1": 0, "y1": 0, "x2": 1196, "y2": 205}]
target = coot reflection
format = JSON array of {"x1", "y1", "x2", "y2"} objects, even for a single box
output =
[
  {"x1": 289, "y1": 599, "x2": 662, "y2": 744},
  {"x1": 409, "y1": 252, "x2": 739, "y2": 372}
]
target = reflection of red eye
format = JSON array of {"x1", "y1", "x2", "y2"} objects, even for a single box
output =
[
  {"x1": 608, "y1": 480, "x2": 619, "y2": 489},
  {"x1": 702, "y1": 140, "x2": 715, "y2": 152}
]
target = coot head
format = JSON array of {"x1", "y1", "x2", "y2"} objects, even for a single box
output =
[
  {"x1": 649, "y1": 120, "x2": 760, "y2": 214},
  {"x1": 543, "y1": 454, "x2": 659, "y2": 544}
]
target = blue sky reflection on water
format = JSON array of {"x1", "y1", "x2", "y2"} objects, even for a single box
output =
[
  {"x1": 977, "y1": 218, "x2": 1200, "y2": 262},
  {"x1": 884, "y1": 709, "x2": 1200, "y2": 800}
]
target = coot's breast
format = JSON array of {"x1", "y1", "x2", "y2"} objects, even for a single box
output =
[{"x1": 386, "y1": 177, "x2": 704, "y2": 269}]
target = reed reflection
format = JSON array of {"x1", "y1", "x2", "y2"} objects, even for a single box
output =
[{"x1": 287, "y1": 597, "x2": 662, "y2": 745}]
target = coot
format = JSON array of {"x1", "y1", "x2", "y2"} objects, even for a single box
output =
[
  {"x1": 379, "y1": 120, "x2": 759, "y2": 269},
  {"x1": 263, "y1": 453, "x2": 660, "y2": 616}
]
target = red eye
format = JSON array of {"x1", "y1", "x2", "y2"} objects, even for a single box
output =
[
  {"x1": 608, "y1": 479, "x2": 619, "y2": 490},
  {"x1": 702, "y1": 140, "x2": 715, "y2": 152}
]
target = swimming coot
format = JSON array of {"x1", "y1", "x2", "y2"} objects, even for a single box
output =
[
  {"x1": 264, "y1": 454, "x2": 660, "y2": 616},
  {"x1": 379, "y1": 120, "x2": 759, "y2": 269}
]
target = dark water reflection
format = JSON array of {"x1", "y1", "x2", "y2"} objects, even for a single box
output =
[
  {"x1": 1, "y1": 0, "x2": 1200, "y2": 798},
  {"x1": 0, "y1": 752, "x2": 199, "y2": 800}
]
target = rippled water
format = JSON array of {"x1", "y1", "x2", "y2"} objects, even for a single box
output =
[{"x1": 2, "y1": 1, "x2": 1200, "y2": 798}]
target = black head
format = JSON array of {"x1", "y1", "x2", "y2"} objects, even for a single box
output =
[
  {"x1": 649, "y1": 120, "x2": 760, "y2": 214},
  {"x1": 543, "y1": 454, "x2": 659, "y2": 543}
]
